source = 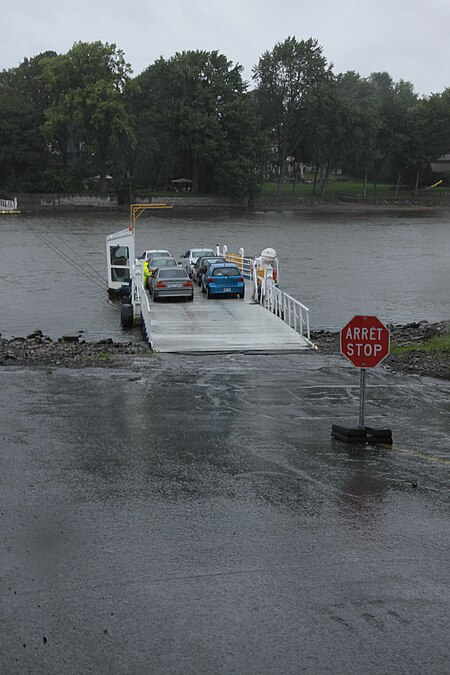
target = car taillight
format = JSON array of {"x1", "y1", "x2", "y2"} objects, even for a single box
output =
[
  {"x1": 238, "y1": 277, "x2": 244, "y2": 282},
  {"x1": 184, "y1": 280, "x2": 193, "y2": 287},
  {"x1": 155, "y1": 281, "x2": 166, "y2": 288},
  {"x1": 208, "y1": 277, "x2": 214, "y2": 283}
]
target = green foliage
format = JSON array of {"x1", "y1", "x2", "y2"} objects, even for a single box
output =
[
  {"x1": 1, "y1": 38, "x2": 450, "y2": 198},
  {"x1": 41, "y1": 41, "x2": 135, "y2": 190},
  {"x1": 391, "y1": 334, "x2": 450, "y2": 354},
  {"x1": 0, "y1": 52, "x2": 57, "y2": 191},
  {"x1": 130, "y1": 50, "x2": 265, "y2": 197},
  {"x1": 253, "y1": 36, "x2": 333, "y2": 194}
]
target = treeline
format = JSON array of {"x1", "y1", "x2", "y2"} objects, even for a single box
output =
[{"x1": 1, "y1": 37, "x2": 450, "y2": 199}]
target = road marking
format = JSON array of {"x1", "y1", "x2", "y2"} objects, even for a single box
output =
[{"x1": 381, "y1": 444, "x2": 450, "y2": 465}]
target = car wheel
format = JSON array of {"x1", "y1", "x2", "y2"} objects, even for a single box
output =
[
  {"x1": 153, "y1": 293, "x2": 159, "y2": 302},
  {"x1": 120, "y1": 303, "x2": 133, "y2": 328},
  {"x1": 207, "y1": 287, "x2": 214, "y2": 300},
  {"x1": 239, "y1": 290, "x2": 245, "y2": 299}
]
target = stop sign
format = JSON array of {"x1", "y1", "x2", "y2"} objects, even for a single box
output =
[{"x1": 340, "y1": 315, "x2": 390, "y2": 368}]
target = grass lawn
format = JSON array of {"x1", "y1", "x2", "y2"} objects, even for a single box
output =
[
  {"x1": 258, "y1": 177, "x2": 450, "y2": 200},
  {"x1": 127, "y1": 176, "x2": 450, "y2": 201},
  {"x1": 391, "y1": 334, "x2": 450, "y2": 355}
]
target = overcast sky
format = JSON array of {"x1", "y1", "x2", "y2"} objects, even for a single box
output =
[{"x1": 2, "y1": 0, "x2": 449, "y2": 96}]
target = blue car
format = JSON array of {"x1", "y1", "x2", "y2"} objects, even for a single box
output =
[{"x1": 202, "y1": 263, "x2": 245, "y2": 299}]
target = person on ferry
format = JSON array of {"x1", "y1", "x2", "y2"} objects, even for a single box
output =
[{"x1": 143, "y1": 259, "x2": 150, "y2": 288}]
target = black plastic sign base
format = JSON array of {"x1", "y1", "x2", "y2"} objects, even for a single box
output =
[{"x1": 331, "y1": 424, "x2": 393, "y2": 445}]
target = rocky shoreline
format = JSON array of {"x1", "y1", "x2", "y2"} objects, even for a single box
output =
[
  {"x1": 0, "y1": 332, "x2": 152, "y2": 368},
  {"x1": 311, "y1": 320, "x2": 449, "y2": 380},
  {"x1": 0, "y1": 321, "x2": 449, "y2": 379}
]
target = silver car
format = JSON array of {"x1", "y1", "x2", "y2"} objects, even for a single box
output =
[
  {"x1": 180, "y1": 248, "x2": 216, "y2": 276},
  {"x1": 149, "y1": 267, "x2": 194, "y2": 302}
]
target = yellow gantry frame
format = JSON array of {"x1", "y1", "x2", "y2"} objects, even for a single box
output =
[{"x1": 129, "y1": 203, "x2": 173, "y2": 230}]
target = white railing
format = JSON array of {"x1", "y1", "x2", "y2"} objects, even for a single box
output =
[
  {"x1": 217, "y1": 245, "x2": 254, "y2": 280},
  {"x1": 225, "y1": 252, "x2": 253, "y2": 280},
  {"x1": 264, "y1": 282, "x2": 312, "y2": 343},
  {"x1": 132, "y1": 259, "x2": 154, "y2": 345},
  {"x1": 140, "y1": 288, "x2": 153, "y2": 346},
  {"x1": 0, "y1": 198, "x2": 17, "y2": 211},
  {"x1": 216, "y1": 243, "x2": 312, "y2": 343}
]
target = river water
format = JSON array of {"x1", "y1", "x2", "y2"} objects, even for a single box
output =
[{"x1": 1, "y1": 208, "x2": 449, "y2": 339}]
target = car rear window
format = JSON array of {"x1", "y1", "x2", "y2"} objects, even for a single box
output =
[
  {"x1": 158, "y1": 268, "x2": 188, "y2": 279},
  {"x1": 212, "y1": 267, "x2": 241, "y2": 277},
  {"x1": 151, "y1": 258, "x2": 177, "y2": 267},
  {"x1": 193, "y1": 249, "x2": 215, "y2": 258},
  {"x1": 144, "y1": 251, "x2": 170, "y2": 259},
  {"x1": 204, "y1": 257, "x2": 225, "y2": 265}
]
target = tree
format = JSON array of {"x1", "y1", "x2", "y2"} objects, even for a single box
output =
[
  {"x1": 331, "y1": 72, "x2": 382, "y2": 197},
  {"x1": 299, "y1": 77, "x2": 352, "y2": 197},
  {"x1": 253, "y1": 36, "x2": 333, "y2": 195},
  {"x1": 213, "y1": 92, "x2": 266, "y2": 198},
  {"x1": 408, "y1": 89, "x2": 450, "y2": 194},
  {"x1": 131, "y1": 50, "x2": 265, "y2": 197},
  {"x1": 42, "y1": 41, "x2": 135, "y2": 190},
  {"x1": 0, "y1": 52, "x2": 58, "y2": 191}
]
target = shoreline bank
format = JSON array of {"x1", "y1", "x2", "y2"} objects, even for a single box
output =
[
  {"x1": 1, "y1": 321, "x2": 448, "y2": 380},
  {"x1": 5, "y1": 192, "x2": 450, "y2": 214},
  {"x1": 311, "y1": 320, "x2": 449, "y2": 380}
]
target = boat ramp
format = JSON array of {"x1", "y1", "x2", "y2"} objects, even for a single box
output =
[{"x1": 106, "y1": 206, "x2": 314, "y2": 354}]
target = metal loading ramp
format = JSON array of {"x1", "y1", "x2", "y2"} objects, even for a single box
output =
[{"x1": 146, "y1": 283, "x2": 311, "y2": 353}]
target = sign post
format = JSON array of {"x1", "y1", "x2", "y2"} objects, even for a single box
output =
[
  {"x1": 332, "y1": 315, "x2": 392, "y2": 443},
  {"x1": 359, "y1": 368, "x2": 366, "y2": 429}
]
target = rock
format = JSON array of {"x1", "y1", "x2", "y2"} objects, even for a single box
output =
[
  {"x1": 424, "y1": 325, "x2": 440, "y2": 339},
  {"x1": 61, "y1": 335, "x2": 79, "y2": 343},
  {"x1": 27, "y1": 330, "x2": 43, "y2": 338}
]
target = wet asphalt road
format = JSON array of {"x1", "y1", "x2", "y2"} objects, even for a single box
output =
[{"x1": 1, "y1": 353, "x2": 449, "y2": 674}]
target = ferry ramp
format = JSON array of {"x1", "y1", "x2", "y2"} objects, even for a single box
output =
[{"x1": 142, "y1": 282, "x2": 312, "y2": 353}]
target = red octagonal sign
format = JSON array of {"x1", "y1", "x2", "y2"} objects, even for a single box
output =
[{"x1": 340, "y1": 315, "x2": 390, "y2": 368}]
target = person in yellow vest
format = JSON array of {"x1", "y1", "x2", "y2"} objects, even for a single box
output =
[{"x1": 143, "y1": 259, "x2": 151, "y2": 289}]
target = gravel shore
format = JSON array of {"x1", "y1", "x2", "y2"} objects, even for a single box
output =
[
  {"x1": 1, "y1": 321, "x2": 449, "y2": 379},
  {"x1": 0, "y1": 333, "x2": 152, "y2": 368}
]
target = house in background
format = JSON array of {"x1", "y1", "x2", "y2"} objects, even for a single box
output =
[{"x1": 430, "y1": 154, "x2": 450, "y2": 172}]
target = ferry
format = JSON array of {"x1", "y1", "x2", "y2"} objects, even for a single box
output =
[
  {"x1": 0, "y1": 197, "x2": 20, "y2": 214},
  {"x1": 106, "y1": 204, "x2": 314, "y2": 353}
]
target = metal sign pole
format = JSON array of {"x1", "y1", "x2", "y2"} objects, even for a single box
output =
[
  {"x1": 359, "y1": 368, "x2": 366, "y2": 429},
  {"x1": 333, "y1": 316, "x2": 392, "y2": 444}
]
